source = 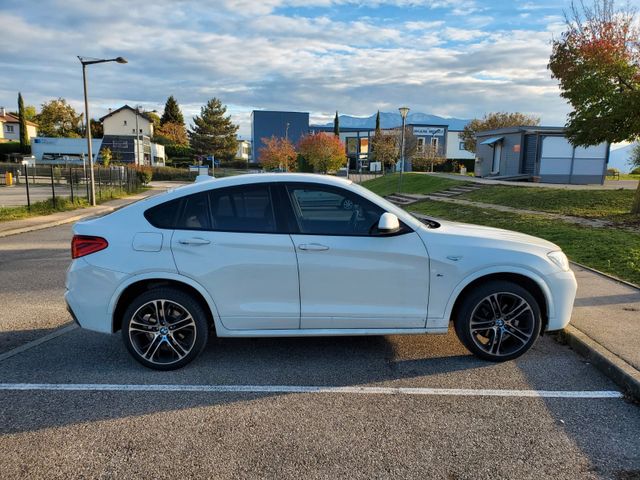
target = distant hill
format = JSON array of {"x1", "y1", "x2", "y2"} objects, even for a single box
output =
[
  {"x1": 609, "y1": 143, "x2": 638, "y2": 173},
  {"x1": 315, "y1": 112, "x2": 470, "y2": 131}
]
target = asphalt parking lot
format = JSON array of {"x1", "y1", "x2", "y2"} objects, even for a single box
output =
[{"x1": 1, "y1": 225, "x2": 639, "y2": 479}]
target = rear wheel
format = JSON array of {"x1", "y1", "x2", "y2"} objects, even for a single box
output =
[
  {"x1": 122, "y1": 287, "x2": 209, "y2": 370},
  {"x1": 454, "y1": 281, "x2": 541, "y2": 362}
]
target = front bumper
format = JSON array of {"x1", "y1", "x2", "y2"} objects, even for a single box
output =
[{"x1": 545, "y1": 269, "x2": 578, "y2": 331}]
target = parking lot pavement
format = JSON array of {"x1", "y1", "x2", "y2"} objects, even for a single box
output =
[
  {"x1": 0, "y1": 224, "x2": 639, "y2": 479},
  {"x1": 0, "y1": 328, "x2": 639, "y2": 479}
]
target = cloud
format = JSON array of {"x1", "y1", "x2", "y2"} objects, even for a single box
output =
[{"x1": 0, "y1": 0, "x2": 573, "y2": 136}]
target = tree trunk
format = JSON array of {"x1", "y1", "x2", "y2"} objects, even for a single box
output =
[{"x1": 632, "y1": 180, "x2": 640, "y2": 214}]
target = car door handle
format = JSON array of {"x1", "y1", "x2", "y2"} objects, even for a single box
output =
[
  {"x1": 298, "y1": 243, "x2": 329, "y2": 251},
  {"x1": 178, "y1": 237, "x2": 211, "y2": 246}
]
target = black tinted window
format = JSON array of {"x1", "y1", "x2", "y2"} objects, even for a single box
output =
[
  {"x1": 287, "y1": 184, "x2": 383, "y2": 236},
  {"x1": 177, "y1": 192, "x2": 211, "y2": 230},
  {"x1": 209, "y1": 185, "x2": 276, "y2": 233},
  {"x1": 144, "y1": 198, "x2": 182, "y2": 229}
]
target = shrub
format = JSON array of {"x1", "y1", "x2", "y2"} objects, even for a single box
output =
[
  {"x1": 631, "y1": 166, "x2": 640, "y2": 175},
  {"x1": 150, "y1": 166, "x2": 196, "y2": 181},
  {"x1": 135, "y1": 165, "x2": 153, "y2": 185}
]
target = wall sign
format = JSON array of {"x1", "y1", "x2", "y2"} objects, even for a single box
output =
[{"x1": 412, "y1": 127, "x2": 445, "y2": 136}]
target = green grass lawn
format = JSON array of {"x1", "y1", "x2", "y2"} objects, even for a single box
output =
[
  {"x1": 0, "y1": 187, "x2": 146, "y2": 223},
  {"x1": 460, "y1": 185, "x2": 638, "y2": 222},
  {"x1": 361, "y1": 173, "x2": 464, "y2": 197},
  {"x1": 410, "y1": 201, "x2": 640, "y2": 286}
]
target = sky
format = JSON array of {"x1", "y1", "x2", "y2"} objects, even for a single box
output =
[{"x1": 2, "y1": 0, "x2": 639, "y2": 137}]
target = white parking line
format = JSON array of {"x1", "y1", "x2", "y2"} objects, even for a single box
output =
[
  {"x1": 0, "y1": 324, "x2": 78, "y2": 363},
  {"x1": 0, "y1": 383, "x2": 623, "y2": 398}
]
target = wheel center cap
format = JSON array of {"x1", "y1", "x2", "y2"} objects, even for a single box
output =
[
  {"x1": 496, "y1": 319, "x2": 505, "y2": 327},
  {"x1": 160, "y1": 327, "x2": 169, "y2": 335}
]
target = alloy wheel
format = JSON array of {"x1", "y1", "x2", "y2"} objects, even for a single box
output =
[
  {"x1": 468, "y1": 292, "x2": 535, "y2": 358},
  {"x1": 128, "y1": 299, "x2": 197, "y2": 366}
]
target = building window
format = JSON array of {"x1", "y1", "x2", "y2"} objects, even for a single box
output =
[
  {"x1": 139, "y1": 129, "x2": 142, "y2": 133},
  {"x1": 123, "y1": 120, "x2": 127, "y2": 126},
  {"x1": 459, "y1": 141, "x2": 465, "y2": 150},
  {"x1": 6, "y1": 125, "x2": 14, "y2": 133},
  {"x1": 431, "y1": 137, "x2": 438, "y2": 150},
  {"x1": 417, "y1": 138, "x2": 425, "y2": 152},
  {"x1": 132, "y1": 129, "x2": 136, "y2": 134}
]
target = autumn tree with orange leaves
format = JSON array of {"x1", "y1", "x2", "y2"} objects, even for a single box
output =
[
  {"x1": 298, "y1": 133, "x2": 347, "y2": 173},
  {"x1": 259, "y1": 136, "x2": 297, "y2": 171},
  {"x1": 548, "y1": 0, "x2": 640, "y2": 212}
]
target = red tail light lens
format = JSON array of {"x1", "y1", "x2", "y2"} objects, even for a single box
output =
[{"x1": 71, "y1": 235, "x2": 109, "y2": 259}]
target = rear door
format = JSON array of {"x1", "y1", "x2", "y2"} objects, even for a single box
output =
[{"x1": 170, "y1": 184, "x2": 300, "y2": 330}]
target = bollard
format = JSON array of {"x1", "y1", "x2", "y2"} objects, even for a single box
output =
[
  {"x1": 50, "y1": 165, "x2": 56, "y2": 208},
  {"x1": 69, "y1": 166, "x2": 74, "y2": 203},
  {"x1": 24, "y1": 164, "x2": 31, "y2": 211},
  {"x1": 5, "y1": 171, "x2": 13, "y2": 186}
]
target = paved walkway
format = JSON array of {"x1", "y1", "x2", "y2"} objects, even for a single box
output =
[{"x1": 0, "y1": 189, "x2": 162, "y2": 238}]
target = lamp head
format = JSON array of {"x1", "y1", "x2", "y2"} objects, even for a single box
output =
[
  {"x1": 115, "y1": 57, "x2": 128, "y2": 64},
  {"x1": 398, "y1": 106, "x2": 410, "y2": 119}
]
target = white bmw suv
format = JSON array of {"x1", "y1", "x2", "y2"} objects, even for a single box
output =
[{"x1": 65, "y1": 174, "x2": 577, "y2": 370}]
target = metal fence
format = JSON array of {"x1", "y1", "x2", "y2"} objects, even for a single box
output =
[{"x1": 0, "y1": 162, "x2": 142, "y2": 210}]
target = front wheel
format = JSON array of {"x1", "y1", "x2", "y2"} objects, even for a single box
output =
[
  {"x1": 454, "y1": 281, "x2": 541, "y2": 362},
  {"x1": 122, "y1": 287, "x2": 209, "y2": 370}
]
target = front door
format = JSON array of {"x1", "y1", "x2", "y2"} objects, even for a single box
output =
[
  {"x1": 285, "y1": 183, "x2": 430, "y2": 329},
  {"x1": 492, "y1": 142, "x2": 502, "y2": 174},
  {"x1": 171, "y1": 184, "x2": 300, "y2": 330}
]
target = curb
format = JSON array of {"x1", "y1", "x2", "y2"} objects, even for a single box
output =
[
  {"x1": 561, "y1": 325, "x2": 640, "y2": 401},
  {"x1": 569, "y1": 261, "x2": 640, "y2": 291}
]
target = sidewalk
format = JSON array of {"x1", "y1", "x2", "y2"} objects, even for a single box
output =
[{"x1": 0, "y1": 189, "x2": 162, "y2": 238}]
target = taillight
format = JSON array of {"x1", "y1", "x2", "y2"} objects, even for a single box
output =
[{"x1": 71, "y1": 235, "x2": 109, "y2": 259}]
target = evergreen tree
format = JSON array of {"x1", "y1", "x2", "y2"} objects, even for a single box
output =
[
  {"x1": 160, "y1": 95, "x2": 184, "y2": 126},
  {"x1": 333, "y1": 111, "x2": 339, "y2": 136},
  {"x1": 375, "y1": 110, "x2": 381, "y2": 134},
  {"x1": 18, "y1": 92, "x2": 29, "y2": 153},
  {"x1": 189, "y1": 98, "x2": 238, "y2": 161}
]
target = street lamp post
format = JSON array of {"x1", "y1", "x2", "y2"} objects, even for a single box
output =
[
  {"x1": 78, "y1": 56, "x2": 127, "y2": 206},
  {"x1": 397, "y1": 106, "x2": 410, "y2": 193}
]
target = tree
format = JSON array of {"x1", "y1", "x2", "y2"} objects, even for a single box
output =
[
  {"x1": 375, "y1": 110, "x2": 381, "y2": 133},
  {"x1": 18, "y1": 93, "x2": 29, "y2": 153},
  {"x1": 396, "y1": 126, "x2": 418, "y2": 168},
  {"x1": 334, "y1": 111, "x2": 339, "y2": 136},
  {"x1": 100, "y1": 146, "x2": 112, "y2": 167},
  {"x1": 548, "y1": 0, "x2": 640, "y2": 213},
  {"x1": 24, "y1": 105, "x2": 37, "y2": 122},
  {"x1": 298, "y1": 133, "x2": 346, "y2": 173},
  {"x1": 370, "y1": 131, "x2": 398, "y2": 170},
  {"x1": 161, "y1": 95, "x2": 184, "y2": 126},
  {"x1": 146, "y1": 111, "x2": 161, "y2": 129},
  {"x1": 90, "y1": 119, "x2": 103, "y2": 138},
  {"x1": 412, "y1": 145, "x2": 446, "y2": 172},
  {"x1": 461, "y1": 112, "x2": 540, "y2": 153},
  {"x1": 155, "y1": 121, "x2": 189, "y2": 146},
  {"x1": 259, "y1": 136, "x2": 297, "y2": 171},
  {"x1": 36, "y1": 98, "x2": 83, "y2": 138},
  {"x1": 189, "y1": 98, "x2": 239, "y2": 161},
  {"x1": 630, "y1": 143, "x2": 640, "y2": 170}
]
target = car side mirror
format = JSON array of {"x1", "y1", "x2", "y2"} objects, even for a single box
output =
[{"x1": 378, "y1": 212, "x2": 400, "y2": 234}]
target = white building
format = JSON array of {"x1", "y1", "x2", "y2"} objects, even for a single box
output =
[
  {"x1": 0, "y1": 107, "x2": 38, "y2": 143},
  {"x1": 446, "y1": 130, "x2": 475, "y2": 161},
  {"x1": 101, "y1": 105, "x2": 154, "y2": 137},
  {"x1": 236, "y1": 140, "x2": 251, "y2": 162}
]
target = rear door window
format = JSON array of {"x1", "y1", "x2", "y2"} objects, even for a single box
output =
[{"x1": 209, "y1": 184, "x2": 276, "y2": 233}]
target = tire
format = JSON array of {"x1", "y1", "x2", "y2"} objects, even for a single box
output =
[
  {"x1": 454, "y1": 280, "x2": 542, "y2": 362},
  {"x1": 121, "y1": 287, "x2": 209, "y2": 370}
]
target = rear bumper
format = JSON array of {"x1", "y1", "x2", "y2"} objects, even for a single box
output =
[
  {"x1": 545, "y1": 269, "x2": 578, "y2": 331},
  {"x1": 65, "y1": 258, "x2": 127, "y2": 334}
]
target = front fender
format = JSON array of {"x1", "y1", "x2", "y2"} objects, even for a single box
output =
[{"x1": 429, "y1": 265, "x2": 554, "y2": 329}]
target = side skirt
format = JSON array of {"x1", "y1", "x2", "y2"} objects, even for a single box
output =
[{"x1": 215, "y1": 327, "x2": 449, "y2": 338}]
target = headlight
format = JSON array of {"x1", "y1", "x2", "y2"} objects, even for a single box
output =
[{"x1": 547, "y1": 251, "x2": 570, "y2": 271}]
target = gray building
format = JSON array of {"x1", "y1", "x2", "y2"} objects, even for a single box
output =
[
  {"x1": 251, "y1": 111, "x2": 310, "y2": 163},
  {"x1": 475, "y1": 126, "x2": 609, "y2": 184}
]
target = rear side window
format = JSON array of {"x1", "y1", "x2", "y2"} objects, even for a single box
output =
[
  {"x1": 177, "y1": 192, "x2": 211, "y2": 230},
  {"x1": 144, "y1": 198, "x2": 182, "y2": 229},
  {"x1": 209, "y1": 185, "x2": 276, "y2": 233}
]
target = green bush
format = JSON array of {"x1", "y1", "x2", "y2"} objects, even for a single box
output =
[
  {"x1": 165, "y1": 144, "x2": 192, "y2": 159},
  {"x1": 135, "y1": 166, "x2": 153, "y2": 185},
  {"x1": 0, "y1": 142, "x2": 28, "y2": 156},
  {"x1": 631, "y1": 166, "x2": 640, "y2": 175},
  {"x1": 150, "y1": 166, "x2": 196, "y2": 181},
  {"x1": 219, "y1": 160, "x2": 249, "y2": 169}
]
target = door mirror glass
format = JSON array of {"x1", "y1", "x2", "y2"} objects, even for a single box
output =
[{"x1": 378, "y1": 212, "x2": 400, "y2": 233}]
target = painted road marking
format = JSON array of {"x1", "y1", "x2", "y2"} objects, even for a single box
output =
[
  {"x1": 0, "y1": 324, "x2": 78, "y2": 363},
  {"x1": 0, "y1": 383, "x2": 623, "y2": 398}
]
